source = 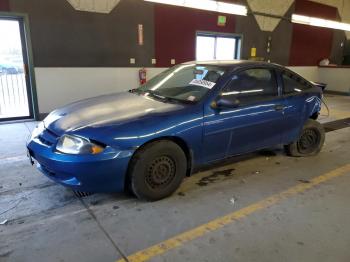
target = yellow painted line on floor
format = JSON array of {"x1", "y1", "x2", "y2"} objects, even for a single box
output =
[{"x1": 117, "y1": 164, "x2": 350, "y2": 262}]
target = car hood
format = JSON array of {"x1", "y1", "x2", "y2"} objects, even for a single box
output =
[{"x1": 44, "y1": 92, "x2": 185, "y2": 135}]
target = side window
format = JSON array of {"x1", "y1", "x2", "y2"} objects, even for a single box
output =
[
  {"x1": 282, "y1": 72, "x2": 311, "y2": 95},
  {"x1": 222, "y1": 68, "x2": 278, "y2": 105}
]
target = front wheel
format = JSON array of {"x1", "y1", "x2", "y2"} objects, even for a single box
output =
[
  {"x1": 285, "y1": 119, "x2": 325, "y2": 157},
  {"x1": 128, "y1": 140, "x2": 187, "y2": 201}
]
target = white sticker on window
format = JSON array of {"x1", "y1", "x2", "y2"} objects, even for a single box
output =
[{"x1": 189, "y1": 79, "x2": 216, "y2": 89}]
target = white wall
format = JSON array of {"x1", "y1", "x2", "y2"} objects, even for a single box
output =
[
  {"x1": 318, "y1": 67, "x2": 350, "y2": 93},
  {"x1": 289, "y1": 66, "x2": 350, "y2": 93},
  {"x1": 287, "y1": 66, "x2": 319, "y2": 82},
  {"x1": 35, "y1": 67, "x2": 167, "y2": 113},
  {"x1": 34, "y1": 66, "x2": 348, "y2": 114}
]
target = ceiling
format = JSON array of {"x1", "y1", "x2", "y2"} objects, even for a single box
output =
[
  {"x1": 66, "y1": 0, "x2": 121, "y2": 13},
  {"x1": 64, "y1": 0, "x2": 350, "y2": 38}
]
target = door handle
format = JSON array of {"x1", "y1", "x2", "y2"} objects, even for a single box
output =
[{"x1": 274, "y1": 105, "x2": 285, "y2": 111}]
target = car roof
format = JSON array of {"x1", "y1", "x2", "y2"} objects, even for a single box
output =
[
  {"x1": 182, "y1": 60, "x2": 283, "y2": 70},
  {"x1": 181, "y1": 60, "x2": 314, "y2": 85}
]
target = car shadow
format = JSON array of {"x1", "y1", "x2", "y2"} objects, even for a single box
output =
[
  {"x1": 193, "y1": 147, "x2": 283, "y2": 174},
  {"x1": 72, "y1": 147, "x2": 286, "y2": 207}
]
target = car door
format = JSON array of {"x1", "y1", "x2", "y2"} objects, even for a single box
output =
[
  {"x1": 279, "y1": 71, "x2": 313, "y2": 144},
  {"x1": 202, "y1": 67, "x2": 286, "y2": 162}
]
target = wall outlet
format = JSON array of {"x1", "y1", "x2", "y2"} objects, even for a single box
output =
[
  {"x1": 171, "y1": 59, "x2": 176, "y2": 65},
  {"x1": 130, "y1": 58, "x2": 136, "y2": 64},
  {"x1": 151, "y1": 58, "x2": 156, "y2": 64}
]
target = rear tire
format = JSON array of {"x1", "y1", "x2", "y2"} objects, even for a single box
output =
[
  {"x1": 128, "y1": 140, "x2": 187, "y2": 201},
  {"x1": 285, "y1": 119, "x2": 325, "y2": 157}
]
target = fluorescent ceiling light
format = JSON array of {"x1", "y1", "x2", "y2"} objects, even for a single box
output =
[
  {"x1": 144, "y1": 0, "x2": 247, "y2": 16},
  {"x1": 292, "y1": 14, "x2": 350, "y2": 31}
]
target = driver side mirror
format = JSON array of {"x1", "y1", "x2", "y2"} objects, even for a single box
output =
[{"x1": 211, "y1": 96, "x2": 240, "y2": 109}]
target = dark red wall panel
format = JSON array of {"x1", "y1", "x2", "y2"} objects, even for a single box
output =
[
  {"x1": 0, "y1": 0, "x2": 10, "y2": 11},
  {"x1": 155, "y1": 5, "x2": 236, "y2": 67},
  {"x1": 289, "y1": 0, "x2": 337, "y2": 66}
]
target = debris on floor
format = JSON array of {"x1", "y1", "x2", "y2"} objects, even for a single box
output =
[
  {"x1": 240, "y1": 179, "x2": 246, "y2": 184},
  {"x1": 0, "y1": 219, "x2": 8, "y2": 225},
  {"x1": 177, "y1": 192, "x2": 186, "y2": 197},
  {"x1": 298, "y1": 179, "x2": 311, "y2": 184},
  {"x1": 196, "y1": 168, "x2": 235, "y2": 186},
  {"x1": 230, "y1": 197, "x2": 236, "y2": 206},
  {"x1": 0, "y1": 250, "x2": 13, "y2": 258},
  {"x1": 90, "y1": 200, "x2": 101, "y2": 206}
]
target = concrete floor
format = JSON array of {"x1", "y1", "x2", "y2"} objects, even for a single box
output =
[{"x1": 0, "y1": 94, "x2": 349, "y2": 262}]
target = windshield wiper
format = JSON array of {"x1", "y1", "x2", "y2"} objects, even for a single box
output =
[
  {"x1": 146, "y1": 90, "x2": 169, "y2": 101},
  {"x1": 137, "y1": 90, "x2": 193, "y2": 105}
]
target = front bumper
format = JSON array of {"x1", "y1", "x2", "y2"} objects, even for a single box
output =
[{"x1": 27, "y1": 137, "x2": 133, "y2": 193}]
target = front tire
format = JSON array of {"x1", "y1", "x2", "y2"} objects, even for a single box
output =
[
  {"x1": 128, "y1": 140, "x2": 187, "y2": 201},
  {"x1": 285, "y1": 119, "x2": 325, "y2": 157}
]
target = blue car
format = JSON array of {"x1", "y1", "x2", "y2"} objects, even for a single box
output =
[
  {"x1": 27, "y1": 61, "x2": 325, "y2": 200},
  {"x1": 0, "y1": 61, "x2": 20, "y2": 74}
]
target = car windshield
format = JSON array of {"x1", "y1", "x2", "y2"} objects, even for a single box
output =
[{"x1": 135, "y1": 64, "x2": 226, "y2": 103}]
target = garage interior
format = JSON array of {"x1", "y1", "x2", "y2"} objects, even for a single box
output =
[{"x1": 1, "y1": 0, "x2": 350, "y2": 261}]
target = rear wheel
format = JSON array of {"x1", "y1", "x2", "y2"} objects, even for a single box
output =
[
  {"x1": 285, "y1": 119, "x2": 325, "y2": 157},
  {"x1": 128, "y1": 140, "x2": 187, "y2": 201}
]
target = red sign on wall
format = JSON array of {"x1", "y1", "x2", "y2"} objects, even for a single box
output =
[{"x1": 138, "y1": 24, "x2": 144, "y2": 46}]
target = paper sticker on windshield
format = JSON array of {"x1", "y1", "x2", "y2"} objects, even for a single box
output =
[
  {"x1": 189, "y1": 79, "x2": 216, "y2": 89},
  {"x1": 187, "y1": 96, "x2": 196, "y2": 101}
]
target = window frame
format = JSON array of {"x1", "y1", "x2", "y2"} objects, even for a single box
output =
[
  {"x1": 196, "y1": 31, "x2": 243, "y2": 61},
  {"x1": 219, "y1": 66, "x2": 281, "y2": 107}
]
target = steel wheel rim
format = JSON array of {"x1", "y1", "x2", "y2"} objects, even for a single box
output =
[
  {"x1": 297, "y1": 128, "x2": 320, "y2": 154},
  {"x1": 146, "y1": 156, "x2": 176, "y2": 189}
]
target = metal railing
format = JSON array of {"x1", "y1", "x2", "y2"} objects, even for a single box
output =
[{"x1": 0, "y1": 72, "x2": 29, "y2": 119}]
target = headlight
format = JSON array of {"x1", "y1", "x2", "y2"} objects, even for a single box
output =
[
  {"x1": 56, "y1": 135, "x2": 105, "y2": 155},
  {"x1": 31, "y1": 122, "x2": 45, "y2": 140}
]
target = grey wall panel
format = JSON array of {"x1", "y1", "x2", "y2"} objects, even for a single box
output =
[
  {"x1": 269, "y1": 4, "x2": 294, "y2": 65},
  {"x1": 344, "y1": 40, "x2": 350, "y2": 55},
  {"x1": 329, "y1": 12, "x2": 346, "y2": 65},
  {"x1": 235, "y1": 13, "x2": 268, "y2": 60},
  {"x1": 235, "y1": 1, "x2": 294, "y2": 65},
  {"x1": 9, "y1": 0, "x2": 154, "y2": 67},
  {"x1": 330, "y1": 30, "x2": 346, "y2": 64}
]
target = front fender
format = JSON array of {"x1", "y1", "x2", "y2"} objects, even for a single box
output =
[{"x1": 73, "y1": 108, "x2": 204, "y2": 168}]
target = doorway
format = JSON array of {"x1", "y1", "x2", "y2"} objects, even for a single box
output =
[
  {"x1": 196, "y1": 32, "x2": 242, "y2": 61},
  {"x1": 0, "y1": 16, "x2": 35, "y2": 121}
]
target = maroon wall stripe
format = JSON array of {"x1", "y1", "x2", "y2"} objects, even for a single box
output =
[
  {"x1": 289, "y1": 0, "x2": 337, "y2": 66},
  {"x1": 0, "y1": 0, "x2": 10, "y2": 11},
  {"x1": 155, "y1": 5, "x2": 236, "y2": 67}
]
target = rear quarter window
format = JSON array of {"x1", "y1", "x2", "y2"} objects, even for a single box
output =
[{"x1": 282, "y1": 72, "x2": 312, "y2": 95}]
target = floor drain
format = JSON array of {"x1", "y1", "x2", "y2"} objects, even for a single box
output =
[
  {"x1": 74, "y1": 191, "x2": 92, "y2": 198},
  {"x1": 323, "y1": 117, "x2": 350, "y2": 133}
]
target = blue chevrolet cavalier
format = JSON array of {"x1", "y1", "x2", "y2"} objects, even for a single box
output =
[{"x1": 27, "y1": 61, "x2": 325, "y2": 200}]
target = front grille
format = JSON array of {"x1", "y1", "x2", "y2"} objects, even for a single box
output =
[
  {"x1": 38, "y1": 128, "x2": 59, "y2": 146},
  {"x1": 39, "y1": 135, "x2": 53, "y2": 146},
  {"x1": 74, "y1": 191, "x2": 92, "y2": 198}
]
